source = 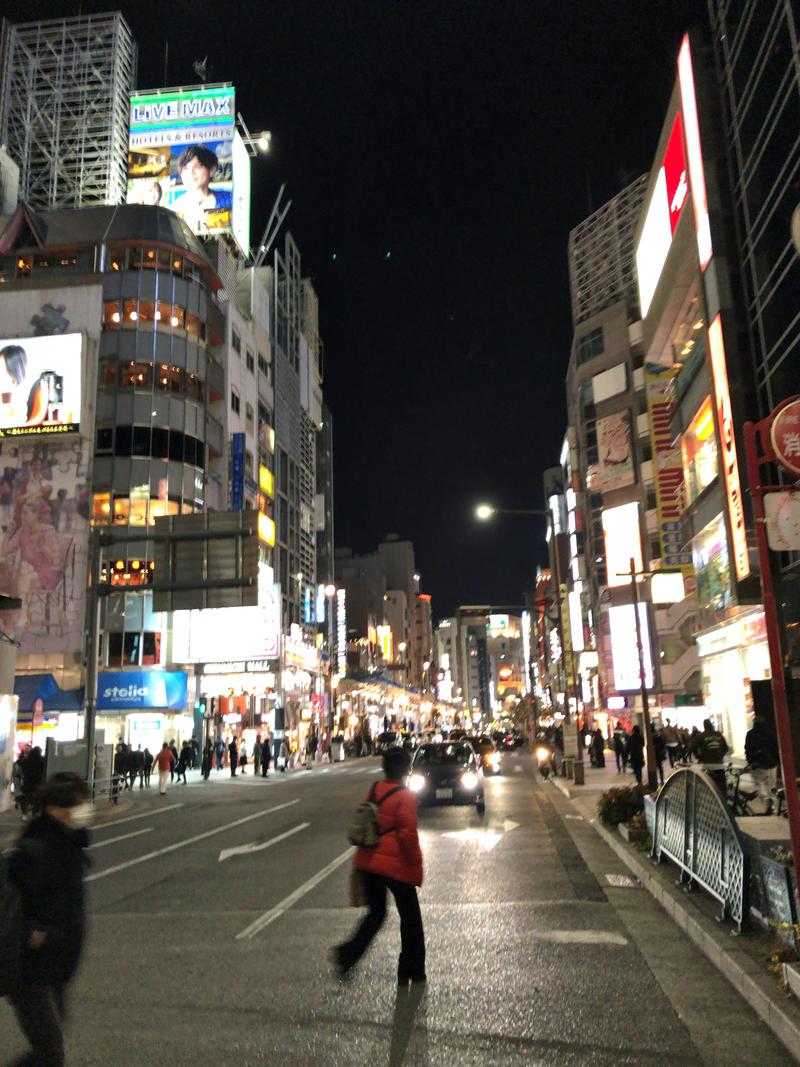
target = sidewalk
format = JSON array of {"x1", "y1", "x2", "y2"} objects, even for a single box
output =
[
  {"x1": 554, "y1": 754, "x2": 686, "y2": 799},
  {"x1": 549, "y1": 772, "x2": 800, "y2": 1061}
]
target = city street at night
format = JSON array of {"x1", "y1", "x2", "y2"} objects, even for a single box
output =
[{"x1": 0, "y1": 755, "x2": 790, "y2": 1066}]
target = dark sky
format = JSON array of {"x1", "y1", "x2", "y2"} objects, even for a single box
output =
[{"x1": 11, "y1": 0, "x2": 708, "y2": 616}]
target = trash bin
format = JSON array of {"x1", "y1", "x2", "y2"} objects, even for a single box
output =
[{"x1": 573, "y1": 760, "x2": 585, "y2": 786}]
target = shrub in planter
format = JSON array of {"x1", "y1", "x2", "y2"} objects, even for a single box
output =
[{"x1": 597, "y1": 785, "x2": 645, "y2": 827}]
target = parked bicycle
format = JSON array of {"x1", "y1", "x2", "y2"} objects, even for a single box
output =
[{"x1": 725, "y1": 763, "x2": 758, "y2": 817}]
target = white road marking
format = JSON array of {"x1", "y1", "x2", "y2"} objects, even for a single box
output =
[
  {"x1": 218, "y1": 822, "x2": 309, "y2": 862},
  {"x1": 236, "y1": 846, "x2": 355, "y2": 940},
  {"x1": 441, "y1": 819, "x2": 519, "y2": 852},
  {"x1": 86, "y1": 800, "x2": 299, "y2": 882},
  {"x1": 565, "y1": 814, "x2": 584, "y2": 821},
  {"x1": 514, "y1": 765, "x2": 523, "y2": 773},
  {"x1": 89, "y1": 827, "x2": 153, "y2": 850},
  {"x1": 93, "y1": 803, "x2": 183, "y2": 830},
  {"x1": 534, "y1": 930, "x2": 628, "y2": 945}
]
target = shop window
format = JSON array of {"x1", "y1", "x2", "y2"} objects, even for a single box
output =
[
  {"x1": 171, "y1": 307, "x2": 186, "y2": 330},
  {"x1": 150, "y1": 498, "x2": 180, "y2": 523},
  {"x1": 99, "y1": 358, "x2": 117, "y2": 386},
  {"x1": 95, "y1": 427, "x2": 113, "y2": 453},
  {"x1": 112, "y1": 496, "x2": 130, "y2": 524},
  {"x1": 142, "y1": 632, "x2": 161, "y2": 665},
  {"x1": 692, "y1": 513, "x2": 733, "y2": 621},
  {"x1": 681, "y1": 397, "x2": 719, "y2": 505},
  {"x1": 107, "y1": 631, "x2": 141, "y2": 666},
  {"x1": 92, "y1": 492, "x2": 111, "y2": 523},
  {"x1": 123, "y1": 298, "x2": 138, "y2": 323},
  {"x1": 103, "y1": 301, "x2": 121, "y2": 329},
  {"x1": 186, "y1": 373, "x2": 203, "y2": 403},
  {"x1": 120, "y1": 361, "x2": 152, "y2": 389}
]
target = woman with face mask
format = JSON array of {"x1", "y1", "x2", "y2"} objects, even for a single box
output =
[{"x1": 8, "y1": 771, "x2": 92, "y2": 1066}]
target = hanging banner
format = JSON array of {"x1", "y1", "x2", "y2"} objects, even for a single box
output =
[{"x1": 645, "y1": 363, "x2": 693, "y2": 573}]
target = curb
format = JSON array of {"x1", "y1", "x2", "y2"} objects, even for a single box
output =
[{"x1": 550, "y1": 780, "x2": 800, "y2": 1062}]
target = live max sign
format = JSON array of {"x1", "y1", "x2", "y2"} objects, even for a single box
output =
[{"x1": 770, "y1": 399, "x2": 800, "y2": 477}]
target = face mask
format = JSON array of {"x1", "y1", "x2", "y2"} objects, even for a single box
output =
[{"x1": 69, "y1": 802, "x2": 94, "y2": 830}]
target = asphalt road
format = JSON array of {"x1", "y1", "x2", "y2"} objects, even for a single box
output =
[{"x1": 0, "y1": 753, "x2": 793, "y2": 1066}]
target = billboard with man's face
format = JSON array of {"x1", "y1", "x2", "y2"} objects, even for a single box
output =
[
  {"x1": 127, "y1": 85, "x2": 238, "y2": 238},
  {"x1": 0, "y1": 334, "x2": 82, "y2": 438}
]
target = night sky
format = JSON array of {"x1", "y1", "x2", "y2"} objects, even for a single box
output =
[{"x1": 10, "y1": 0, "x2": 708, "y2": 616}]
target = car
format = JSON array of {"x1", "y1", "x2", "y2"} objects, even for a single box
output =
[
  {"x1": 448, "y1": 728, "x2": 468, "y2": 740},
  {"x1": 469, "y1": 734, "x2": 502, "y2": 775},
  {"x1": 408, "y1": 742, "x2": 485, "y2": 814},
  {"x1": 375, "y1": 731, "x2": 401, "y2": 754}
]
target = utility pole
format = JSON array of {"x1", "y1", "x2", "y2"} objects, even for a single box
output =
[{"x1": 628, "y1": 557, "x2": 658, "y2": 791}]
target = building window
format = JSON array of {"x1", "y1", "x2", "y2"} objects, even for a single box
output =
[
  {"x1": 691, "y1": 513, "x2": 733, "y2": 622},
  {"x1": 231, "y1": 390, "x2": 240, "y2": 415},
  {"x1": 245, "y1": 403, "x2": 254, "y2": 427},
  {"x1": 232, "y1": 329, "x2": 241, "y2": 354},
  {"x1": 120, "y1": 361, "x2": 152, "y2": 389},
  {"x1": 95, "y1": 427, "x2": 113, "y2": 453},
  {"x1": 576, "y1": 327, "x2": 604, "y2": 366},
  {"x1": 681, "y1": 397, "x2": 718, "y2": 505},
  {"x1": 92, "y1": 492, "x2": 111, "y2": 522},
  {"x1": 246, "y1": 350, "x2": 255, "y2": 373},
  {"x1": 258, "y1": 353, "x2": 269, "y2": 376},
  {"x1": 103, "y1": 301, "x2": 121, "y2": 328},
  {"x1": 186, "y1": 373, "x2": 203, "y2": 403},
  {"x1": 98, "y1": 359, "x2": 117, "y2": 386},
  {"x1": 156, "y1": 364, "x2": 183, "y2": 394}
]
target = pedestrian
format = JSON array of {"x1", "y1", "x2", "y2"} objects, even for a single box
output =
[
  {"x1": 143, "y1": 748, "x2": 153, "y2": 788},
  {"x1": 175, "y1": 744, "x2": 189, "y2": 784},
  {"x1": 262, "y1": 731, "x2": 271, "y2": 778},
  {"x1": 678, "y1": 728, "x2": 691, "y2": 763},
  {"x1": 689, "y1": 726, "x2": 702, "y2": 762},
  {"x1": 653, "y1": 726, "x2": 666, "y2": 787},
  {"x1": 168, "y1": 739, "x2": 179, "y2": 783},
  {"x1": 113, "y1": 742, "x2": 129, "y2": 793},
  {"x1": 253, "y1": 734, "x2": 262, "y2": 777},
  {"x1": 331, "y1": 747, "x2": 425, "y2": 984},
  {"x1": 240, "y1": 741, "x2": 248, "y2": 774},
  {"x1": 626, "y1": 725, "x2": 645, "y2": 787},
  {"x1": 214, "y1": 736, "x2": 225, "y2": 772},
  {"x1": 201, "y1": 739, "x2": 213, "y2": 781},
  {"x1": 229, "y1": 737, "x2": 239, "y2": 777},
  {"x1": 612, "y1": 723, "x2": 626, "y2": 774},
  {"x1": 21, "y1": 745, "x2": 45, "y2": 818},
  {"x1": 279, "y1": 737, "x2": 289, "y2": 773},
  {"x1": 130, "y1": 744, "x2": 145, "y2": 789},
  {"x1": 9, "y1": 771, "x2": 92, "y2": 1067},
  {"x1": 190, "y1": 734, "x2": 200, "y2": 770},
  {"x1": 154, "y1": 742, "x2": 174, "y2": 796},
  {"x1": 12, "y1": 748, "x2": 25, "y2": 812},
  {"x1": 661, "y1": 719, "x2": 680, "y2": 768},
  {"x1": 591, "y1": 727, "x2": 605, "y2": 769},
  {"x1": 745, "y1": 714, "x2": 779, "y2": 813},
  {"x1": 697, "y1": 718, "x2": 729, "y2": 793}
]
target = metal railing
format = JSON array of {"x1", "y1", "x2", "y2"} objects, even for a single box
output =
[{"x1": 652, "y1": 766, "x2": 747, "y2": 931}]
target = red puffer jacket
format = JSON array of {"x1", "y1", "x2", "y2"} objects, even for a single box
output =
[{"x1": 353, "y1": 780, "x2": 424, "y2": 886}]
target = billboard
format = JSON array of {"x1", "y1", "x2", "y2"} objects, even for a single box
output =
[
  {"x1": 595, "y1": 411, "x2": 634, "y2": 492},
  {"x1": 645, "y1": 363, "x2": 694, "y2": 573},
  {"x1": 609, "y1": 604, "x2": 654, "y2": 691},
  {"x1": 127, "y1": 85, "x2": 239, "y2": 238},
  {"x1": 602, "y1": 501, "x2": 643, "y2": 588},
  {"x1": 97, "y1": 670, "x2": 188, "y2": 711},
  {"x1": 0, "y1": 334, "x2": 82, "y2": 439}
]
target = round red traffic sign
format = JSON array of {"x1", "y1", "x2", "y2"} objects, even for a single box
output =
[{"x1": 771, "y1": 399, "x2": 800, "y2": 477}]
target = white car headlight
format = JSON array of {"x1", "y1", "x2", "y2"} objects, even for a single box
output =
[
  {"x1": 462, "y1": 771, "x2": 479, "y2": 790},
  {"x1": 408, "y1": 774, "x2": 426, "y2": 793},
  {"x1": 536, "y1": 746, "x2": 550, "y2": 761},
  {"x1": 489, "y1": 752, "x2": 501, "y2": 769}
]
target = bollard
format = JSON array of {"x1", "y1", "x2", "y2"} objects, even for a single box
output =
[{"x1": 573, "y1": 760, "x2": 585, "y2": 786}]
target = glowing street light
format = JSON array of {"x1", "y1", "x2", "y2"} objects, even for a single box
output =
[
  {"x1": 324, "y1": 584, "x2": 336, "y2": 597},
  {"x1": 475, "y1": 504, "x2": 496, "y2": 521}
]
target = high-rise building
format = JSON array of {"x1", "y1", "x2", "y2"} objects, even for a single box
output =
[{"x1": 0, "y1": 13, "x2": 136, "y2": 209}]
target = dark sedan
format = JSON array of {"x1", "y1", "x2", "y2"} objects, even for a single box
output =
[{"x1": 408, "y1": 742, "x2": 485, "y2": 814}]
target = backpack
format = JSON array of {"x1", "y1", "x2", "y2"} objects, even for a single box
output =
[
  {"x1": 0, "y1": 851, "x2": 24, "y2": 997},
  {"x1": 347, "y1": 783, "x2": 405, "y2": 848}
]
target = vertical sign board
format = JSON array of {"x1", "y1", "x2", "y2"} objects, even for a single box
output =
[
  {"x1": 231, "y1": 432, "x2": 245, "y2": 512},
  {"x1": 645, "y1": 363, "x2": 694, "y2": 573},
  {"x1": 708, "y1": 315, "x2": 750, "y2": 580}
]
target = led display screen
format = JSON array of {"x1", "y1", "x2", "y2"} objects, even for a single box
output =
[
  {"x1": 0, "y1": 334, "x2": 82, "y2": 438},
  {"x1": 602, "y1": 501, "x2": 643, "y2": 588},
  {"x1": 609, "y1": 604, "x2": 654, "y2": 691}
]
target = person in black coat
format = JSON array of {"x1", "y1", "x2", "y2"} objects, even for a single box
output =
[
  {"x1": 9, "y1": 772, "x2": 92, "y2": 1067},
  {"x1": 229, "y1": 738, "x2": 239, "y2": 777},
  {"x1": 626, "y1": 725, "x2": 645, "y2": 787},
  {"x1": 20, "y1": 746, "x2": 45, "y2": 817}
]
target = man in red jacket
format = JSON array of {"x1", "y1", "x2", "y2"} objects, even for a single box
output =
[{"x1": 333, "y1": 747, "x2": 426, "y2": 984}]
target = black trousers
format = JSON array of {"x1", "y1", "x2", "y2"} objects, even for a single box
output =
[
  {"x1": 338, "y1": 872, "x2": 426, "y2": 981},
  {"x1": 11, "y1": 982, "x2": 66, "y2": 1066}
]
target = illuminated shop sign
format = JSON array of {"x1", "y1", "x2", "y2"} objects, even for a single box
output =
[
  {"x1": 0, "y1": 333, "x2": 82, "y2": 438},
  {"x1": 696, "y1": 611, "x2": 766, "y2": 659},
  {"x1": 645, "y1": 363, "x2": 693, "y2": 573},
  {"x1": 678, "y1": 35, "x2": 712, "y2": 271},
  {"x1": 608, "y1": 604, "x2": 654, "y2": 691},
  {"x1": 708, "y1": 315, "x2": 750, "y2": 580},
  {"x1": 602, "y1": 501, "x2": 643, "y2": 588},
  {"x1": 97, "y1": 670, "x2": 188, "y2": 710}
]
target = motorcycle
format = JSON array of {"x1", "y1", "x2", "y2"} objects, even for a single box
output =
[{"x1": 535, "y1": 742, "x2": 554, "y2": 779}]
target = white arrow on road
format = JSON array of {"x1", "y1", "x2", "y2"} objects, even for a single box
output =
[
  {"x1": 218, "y1": 822, "x2": 308, "y2": 863},
  {"x1": 441, "y1": 819, "x2": 519, "y2": 852}
]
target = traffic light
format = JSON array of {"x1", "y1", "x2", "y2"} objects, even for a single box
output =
[{"x1": 195, "y1": 698, "x2": 207, "y2": 716}]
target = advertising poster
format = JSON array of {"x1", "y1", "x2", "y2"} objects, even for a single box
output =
[
  {"x1": 645, "y1": 363, "x2": 693, "y2": 573},
  {"x1": 596, "y1": 411, "x2": 634, "y2": 492},
  {"x1": 127, "y1": 85, "x2": 236, "y2": 237},
  {"x1": 0, "y1": 334, "x2": 82, "y2": 438}
]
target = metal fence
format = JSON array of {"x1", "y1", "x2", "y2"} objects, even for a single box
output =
[{"x1": 651, "y1": 766, "x2": 747, "y2": 931}]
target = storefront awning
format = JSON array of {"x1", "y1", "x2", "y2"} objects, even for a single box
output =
[{"x1": 14, "y1": 674, "x2": 85, "y2": 716}]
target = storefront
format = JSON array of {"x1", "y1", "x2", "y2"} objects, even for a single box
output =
[
  {"x1": 696, "y1": 609, "x2": 770, "y2": 756},
  {"x1": 13, "y1": 673, "x2": 84, "y2": 748},
  {"x1": 95, "y1": 669, "x2": 190, "y2": 749},
  {"x1": 199, "y1": 659, "x2": 278, "y2": 754}
]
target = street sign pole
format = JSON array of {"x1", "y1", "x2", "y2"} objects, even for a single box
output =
[{"x1": 629, "y1": 557, "x2": 657, "y2": 792}]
